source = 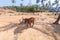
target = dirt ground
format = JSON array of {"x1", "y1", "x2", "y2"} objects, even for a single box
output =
[{"x1": 0, "y1": 12, "x2": 60, "y2": 40}]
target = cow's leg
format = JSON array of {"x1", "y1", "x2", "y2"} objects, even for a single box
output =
[
  {"x1": 30, "y1": 23, "x2": 34, "y2": 28},
  {"x1": 25, "y1": 22, "x2": 29, "y2": 29},
  {"x1": 27, "y1": 23, "x2": 29, "y2": 28},
  {"x1": 31, "y1": 21, "x2": 34, "y2": 27},
  {"x1": 28, "y1": 23, "x2": 31, "y2": 28},
  {"x1": 33, "y1": 21, "x2": 34, "y2": 25}
]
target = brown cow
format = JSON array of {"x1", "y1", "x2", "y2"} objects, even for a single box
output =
[{"x1": 23, "y1": 17, "x2": 35, "y2": 28}]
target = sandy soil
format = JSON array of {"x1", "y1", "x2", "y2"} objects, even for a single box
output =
[{"x1": 0, "y1": 12, "x2": 60, "y2": 40}]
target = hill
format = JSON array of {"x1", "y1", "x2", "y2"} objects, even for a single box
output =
[{"x1": 0, "y1": 12, "x2": 60, "y2": 40}]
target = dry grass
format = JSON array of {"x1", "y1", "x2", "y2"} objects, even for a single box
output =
[{"x1": 0, "y1": 12, "x2": 60, "y2": 40}]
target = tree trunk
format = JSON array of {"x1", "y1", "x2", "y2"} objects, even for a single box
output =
[{"x1": 53, "y1": 14, "x2": 60, "y2": 24}]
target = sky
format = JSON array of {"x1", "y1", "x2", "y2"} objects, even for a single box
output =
[
  {"x1": 0, "y1": 0, "x2": 36, "y2": 7},
  {"x1": 0, "y1": 0, "x2": 59, "y2": 7}
]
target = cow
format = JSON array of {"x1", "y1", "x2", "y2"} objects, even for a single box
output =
[{"x1": 23, "y1": 17, "x2": 35, "y2": 28}]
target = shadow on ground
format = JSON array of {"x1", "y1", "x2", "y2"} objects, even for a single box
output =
[
  {"x1": 0, "y1": 22, "x2": 60, "y2": 40},
  {"x1": 32, "y1": 22, "x2": 60, "y2": 40},
  {"x1": 51, "y1": 24, "x2": 60, "y2": 35},
  {"x1": 0, "y1": 22, "x2": 28, "y2": 32},
  {"x1": 48, "y1": 23, "x2": 60, "y2": 40},
  {"x1": 0, "y1": 22, "x2": 18, "y2": 31},
  {"x1": 0, "y1": 22, "x2": 28, "y2": 40}
]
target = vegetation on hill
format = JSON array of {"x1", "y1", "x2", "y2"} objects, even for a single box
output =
[
  {"x1": 3, "y1": 5, "x2": 49, "y2": 12},
  {"x1": 2, "y1": 0, "x2": 59, "y2": 12}
]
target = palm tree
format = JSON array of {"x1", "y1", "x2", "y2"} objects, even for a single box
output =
[
  {"x1": 11, "y1": 0, "x2": 16, "y2": 11},
  {"x1": 36, "y1": 0, "x2": 40, "y2": 4},
  {"x1": 28, "y1": 0, "x2": 31, "y2": 6},
  {"x1": 21, "y1": 0, "x2": 23, "y2": 1},
  {"x1": 44, "y1": 0, "x2": 51, "y2": 12},
  {"x1": 36, "y1": 0, "x2": 40, "y2": 11},
  {"x1": 55, "y1": 0, "x2": 59, "y2": 7},
  {"x1": 48, "y1": 0, "x2": 51, "y2": 8},
  {"x1": 46, "y1": 0, "x2": 52, "y2": 10},
  {"x1": 54, "y1": 0, "x2": 59, "y2": 7},
  {"x1": 41, "y1": 0, "x2": 46, "y2": 8},
  {"x1": 12, "y1": 0, "x2": 16, "y2": 6},
  {"x1": 52, "y1": 0, "x2": 59, "y2": 7},
  {"x1": 20, "y1": 0, "x2": 23, "y2": 6},
  {"x1": 20, "y1": 0, "x2": 24, "y2": 12}
]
